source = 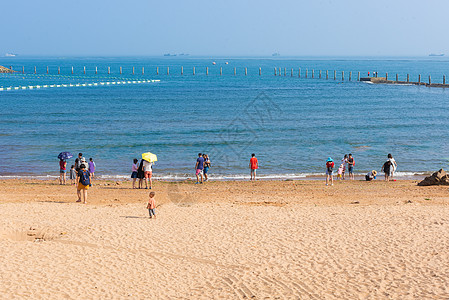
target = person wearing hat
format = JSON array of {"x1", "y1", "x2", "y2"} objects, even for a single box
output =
[
  {"x1": 365, "y1": 170, "x2": 377, "y2": 181},
  {"x1": 326, "y1": 157, "x2": 334, "y2": 186}
]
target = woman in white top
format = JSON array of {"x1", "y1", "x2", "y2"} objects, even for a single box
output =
[{"x1": 387, "y1": 153, "x2": 397, "y2": 178}]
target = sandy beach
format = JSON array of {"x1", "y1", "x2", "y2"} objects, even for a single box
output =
[{"x1": 1, "y1": 179, "x2": 449, "y2": 299}]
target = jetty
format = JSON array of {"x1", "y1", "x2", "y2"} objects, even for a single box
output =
[
  {"x1": 0, "y1": 65, "x2": 15, "y2": 73},
  {"x1": 360, "y1": 76, "x2": 449, "y2": 88}
]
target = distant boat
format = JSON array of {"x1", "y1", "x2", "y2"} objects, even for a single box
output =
[
  {"x1": 163, "y1": 53, "x2": 177, "y2": 57},
  {"x1": 179, "y1": 53, "x2": 189, "y2": 56},
  {"x1": 272, "y1": 52, "x2": 280, "y2": 57},
  {"x1": 5, "y1": 53, "x2": 17, "y2": 57},
  {"x1": 429, "y1": 53, "x2": 444, "y2": 57}
]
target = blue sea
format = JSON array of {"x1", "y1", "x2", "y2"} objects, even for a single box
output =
[{"x1": 1, "y1": 56, "x2": 448, "y2": 179}]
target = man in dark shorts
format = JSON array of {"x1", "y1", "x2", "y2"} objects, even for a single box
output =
[{"x1": 347, "y1": 154, "x2": 355, "y2": 180}]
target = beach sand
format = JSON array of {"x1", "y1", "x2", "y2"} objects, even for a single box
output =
[{"x1": 1, "y1": 179, "x2": 449, "y2": 299}]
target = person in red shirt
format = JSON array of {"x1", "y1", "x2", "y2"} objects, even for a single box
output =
[
  {"x1": 326, "y1": 157, "x2": 334, "y2": 186},
  {"x1": 249, "y1": 153, "x2": 259, "y2": 181},
  {"x1": 59, "y1": 159, "x2": 67, "y2": 185}
]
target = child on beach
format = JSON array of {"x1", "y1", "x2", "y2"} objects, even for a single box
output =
[
  {"x1": 365, "y1": 170, "x2": 377, "y2": 181},
  {"x1": 203, "y1": 154, "x2": 211, "y2": 181},
  {"x1": 340, "y1": 154, "x2": 348, "y2": 180},
  {"x1": 69, "y1": 165, "x2": 76, "y2": 185},
  {"x1": 131, "y1": 158, "x2": 139, "y2": 189},
  {"x1": 250, "y1": 153, "x2": 258, "y2": 181},
  {"x1": 59, "y1": 159, "x2": 67, "y2": 185},
  {"x1": 326, "y1": 157, "x2": 334, "y2": 186},
  {"x1": 337, "y1": 164, "x2": 344, "y2": 180},
  {"x1": 146, "y1": 192, "x2": 156, "y2": 219}
]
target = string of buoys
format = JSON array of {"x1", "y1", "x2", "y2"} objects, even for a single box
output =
[{"x1": 0, "y1": 79, "x2": 160, "y2": 92}]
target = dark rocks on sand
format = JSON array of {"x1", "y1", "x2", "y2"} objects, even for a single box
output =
[{"x1": 418, "y1": 169, "x2": 449, "y2": 186}]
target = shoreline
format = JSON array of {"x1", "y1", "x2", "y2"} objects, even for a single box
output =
[
  {"x1": 0, "y1": 171, "x2": 432, "y2": 181},
  {"x1": 1, "y1": 177, "x2": 447, "y2": 207}
]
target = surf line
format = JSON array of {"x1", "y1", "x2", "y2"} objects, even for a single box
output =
[{"x1": 0, "y1": 79, "x2": 160, "y2": 91}]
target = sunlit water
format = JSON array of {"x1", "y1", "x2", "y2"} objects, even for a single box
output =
[{"x1": 1, "y1": 56, "x2": 448, "y2": 179}]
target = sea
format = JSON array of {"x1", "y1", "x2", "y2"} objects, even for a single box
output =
[{"x1": 1, "y1": 56, "x2": 448, "y2": 180}]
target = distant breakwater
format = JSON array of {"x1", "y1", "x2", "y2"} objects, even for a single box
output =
[
  {"x1": 361, "y1": 76, "x2": 449, "y2": 88},
  {"x1": 3, "y1": 64, "x2": 449, "y2": 88}
]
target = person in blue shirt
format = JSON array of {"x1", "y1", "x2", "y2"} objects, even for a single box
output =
[{"x1": 195, "y1": 153, "x2": 205, "y2": 184}]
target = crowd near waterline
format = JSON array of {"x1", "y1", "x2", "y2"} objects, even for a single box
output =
[{"x1": 58, "y1": 151, "x2": 398, "y2": 208}]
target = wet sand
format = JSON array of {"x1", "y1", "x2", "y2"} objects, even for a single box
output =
[{"x1": 1, "y1": 179, "x2": 449, "y2": 299}]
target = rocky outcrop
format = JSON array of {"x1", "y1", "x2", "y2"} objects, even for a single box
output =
[
  {"x1": 418, "y1": 169, "x2": 449, "y2": 186},
  {"x1": 0, "y1": 65, "x2": 15, "y2": 73}
]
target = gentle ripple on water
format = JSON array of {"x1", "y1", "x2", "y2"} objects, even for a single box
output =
[{"x1": 1, "y1": 57, "x2": 449, "y2": 178}]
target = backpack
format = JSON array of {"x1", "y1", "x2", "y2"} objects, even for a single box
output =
[{"x1": 79, "y1": 170, "x2": 90, "y2": 186}]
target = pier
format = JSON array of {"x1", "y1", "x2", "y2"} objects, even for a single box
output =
[{"x1": 360, "y1": 77, "x2": 449, "y2": 88}]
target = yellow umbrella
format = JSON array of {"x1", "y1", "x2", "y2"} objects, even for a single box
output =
[{"x1": 142, "y1": 152, "x2": 158, "y2": 162}]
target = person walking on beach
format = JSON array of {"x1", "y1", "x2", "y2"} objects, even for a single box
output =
[
  {"x1": 59, "y1": 159, "x2": 67, "y2": 185},
  {"x1": 88, "y1": 158, "x2": 96, "y2": 178},
  {"x1": 195, "y1": 153, "x2": 205, "y2": 184},
  {"x1": 146, "y1": 192, "x2": 156, "y2": 219},
  {"x1": 143, "y1": 159, "x2": 153, "y2": 189},
  {"x1": 203, "y1": 154, "x2": 211, "y2": 181},
  {"x1": 76, "y1": 163, "x2": 91, "y2": 204},
  {"x1": 249, "y1": 153, "x2": 258, "y2": 181},
  {"x1": 388, "y1": 154, "x2": 398, "y2": 179},
  {"x1": 326, "y1": 157, "x2": 334, "y2": 186},
  {"x1": 131, "y1": 158, "x2": 139, "y2": 189},
  {"x1": 137, "y1": 159, "x2": 145, "y2": 189},
  {"x1": 382, "y1": 160, "x2": 392, "y2": 181},
  {"x1": 347, "y1": 154, "x2": 355, "y2": 180},
  {"x1": 69, "y1": 165, "x2": 76, "y2": 185}
]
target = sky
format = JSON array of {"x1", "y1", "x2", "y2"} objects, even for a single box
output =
[{"x1": 0, "y1": 0, "x2": 447, "y2": 56}]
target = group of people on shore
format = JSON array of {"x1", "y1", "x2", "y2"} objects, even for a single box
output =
[
  {"x1": 325, "y1": 153, "x2": 398, "y2": 186},
  {"x1": 131, "y1": 158, "x2": 154, "y2": 189},
  {"x1": 57, "y1": 153, "x2": 96, "y2": 203},
  {"x1": 59, "y1": 153, "x2": 96, "y2": 186}
]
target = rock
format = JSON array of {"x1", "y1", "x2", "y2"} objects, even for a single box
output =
[
  {"x1": 0, "y1": 65, "x2": 15, "y2": 73},
  {"x1": 116, "y1": 181, "x2": 121, "y2": 185},
  {"x1": 418, "y1": 169, "x2": 449, "y2": 186}
]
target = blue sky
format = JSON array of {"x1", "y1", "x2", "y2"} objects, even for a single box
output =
[{"x1": 1, "y1": 0, "x2": 447, "y2": 56}]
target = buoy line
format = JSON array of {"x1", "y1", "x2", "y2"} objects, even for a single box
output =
[{"x1": 0, "y1": 79, "x2": 160, "y2": 92}]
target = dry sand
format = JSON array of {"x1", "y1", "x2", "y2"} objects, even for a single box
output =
[{"x1": 1, "y1": 179, "x2": 449, "y2": 299}]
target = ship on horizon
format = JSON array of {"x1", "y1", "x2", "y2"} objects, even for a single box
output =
[
  {"x1": 429, "y1": 53, "x2": 444, "y2": 57},
  {"x1": 5, "y1": 53, "x2": 17, "y2": 57}
]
